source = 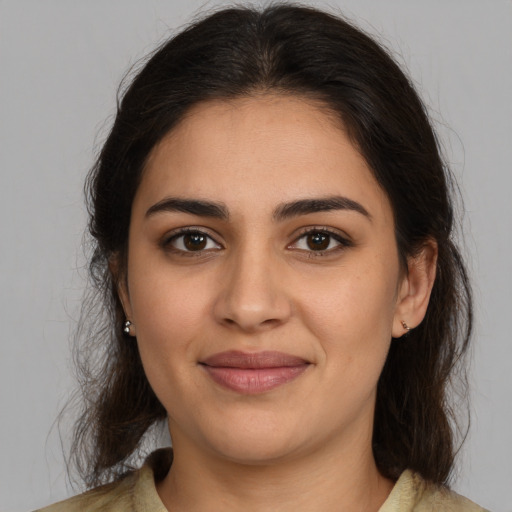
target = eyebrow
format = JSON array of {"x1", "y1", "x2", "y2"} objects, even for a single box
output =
[
  {"x1": 273, "y1": 196, "x2": 371, "y2": 222},
  {"x1": 145, "y1": 197, "x2": 230, "y2": 220},
  {"x1": 145, "y1": 195, "x2": 371, "y2": 222}
]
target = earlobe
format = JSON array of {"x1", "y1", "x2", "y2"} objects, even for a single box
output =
[{"x1": 392, "y1": 240, "x2": 438, "y2": 338}]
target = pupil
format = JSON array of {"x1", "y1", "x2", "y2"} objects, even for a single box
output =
[
  {"x1": 307, "y1": 232, "x2": 329, "y2": 251},
  {"x1": 184, "y1": 233, "x2": 207, "y2": 251}
]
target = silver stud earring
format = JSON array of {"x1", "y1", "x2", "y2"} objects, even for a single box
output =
[
  {"x1": 401, "y1": 320, "x2": 411, "y2": 332},
  {"x1": 124, "y1": 320, "x2": 132, "y2": 335}
]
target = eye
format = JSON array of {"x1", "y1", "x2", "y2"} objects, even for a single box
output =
[
  {"x1": 290, "y1": 228, "x2": 352, "y2": 254},
  {"x1": 164, "y1": 229, "x2": 221, "y2": 253}
]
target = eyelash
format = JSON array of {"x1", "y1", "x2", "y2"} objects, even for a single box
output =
[
  {"x1": 161, "y1": 227, "x2": 221, "y2": 257},
  {"x1": 290, "y1": 226, "x2": 353, "y2": 257},
  {"x1": 161, "y1": 226, "x2": 353, "y2": 257}
]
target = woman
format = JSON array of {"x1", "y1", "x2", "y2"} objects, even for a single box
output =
[{"x1": 38, "y1": 4, "x2": 487, "y2": 511}]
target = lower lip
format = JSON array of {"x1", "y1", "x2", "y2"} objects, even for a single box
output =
[{"x1": 202, "y1": 365, "x2": 309, "y2": 394}]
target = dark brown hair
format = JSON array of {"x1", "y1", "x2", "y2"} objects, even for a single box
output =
[{"x1": 71, "y1": 3, "x2": 472, "y2": 488}]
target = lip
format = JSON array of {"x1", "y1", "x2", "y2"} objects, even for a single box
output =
[{"x1": 200, "y1": 350, "x2": 310, "y2": 394}]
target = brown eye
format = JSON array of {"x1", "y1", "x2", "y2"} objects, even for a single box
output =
[
  {"x1": 306, "y1": 232, "x2": 330, "y2": 251},
  {"x1": 290, "y1": 228, "x2": 352, "y2": 254},
  {"x1": 183, "y1": 233, "x2": 207, "y2": 251},
  {"x1": 166, "y1": 230, "x2": 221, "y2": 253}
]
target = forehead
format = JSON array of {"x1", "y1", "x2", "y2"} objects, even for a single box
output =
[{"x1": 136, "y1": 95, "x2": 392, "y2": 223}]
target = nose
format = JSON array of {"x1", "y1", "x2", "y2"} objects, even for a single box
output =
[{"x1": 212, "y1": 244, "x2": 292, "y2": 333}]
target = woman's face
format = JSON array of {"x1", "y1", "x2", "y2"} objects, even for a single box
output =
[{"x1": 122, "y1": 95, "x2": 414, "y2": 465}]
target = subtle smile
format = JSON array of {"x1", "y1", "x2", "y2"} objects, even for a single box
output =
[{"x1": 200, "y1": 350, "x2": 310, "y2": 394}]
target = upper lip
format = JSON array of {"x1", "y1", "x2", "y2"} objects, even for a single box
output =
[{"x1": 200, "y1": 350, "x2": 309, "y2": 369}]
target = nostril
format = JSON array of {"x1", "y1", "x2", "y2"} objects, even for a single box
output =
[
  {"x1": 220, "y1": 315, "x2": 283, "y2": 331},
  {"x1": 261, "y1": 318, "x2": 280, "y2": 327}
]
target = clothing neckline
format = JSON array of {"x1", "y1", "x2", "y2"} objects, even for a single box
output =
[{"x1": 134, "y1": 448, "x2": 419, "y2": 512}]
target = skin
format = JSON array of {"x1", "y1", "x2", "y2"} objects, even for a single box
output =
[{"x1": 119, "y1": 95, "x2": 437, "y2": 511}]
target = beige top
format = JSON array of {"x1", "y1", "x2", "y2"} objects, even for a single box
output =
[{"x1": 36, "y1": 449, "x2": 488, "y2": 512}]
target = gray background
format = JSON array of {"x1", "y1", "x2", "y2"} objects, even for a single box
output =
[{"x1": 1, "y1": 1, "x2": 510, "y2": 510}]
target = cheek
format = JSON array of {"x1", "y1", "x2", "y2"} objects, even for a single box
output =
[
  {"x1": 134, "y1": 286, "x2": 197, "y2": 340},
  {"x1": 128, "y1": 271, "x2": 214, "y2": 418},
  {"x1": 297, "y1": 257, "x2": 398, "y2": 367},
  {"x1": 127, "y1": 260, "x2": 214, "y2": 374}
]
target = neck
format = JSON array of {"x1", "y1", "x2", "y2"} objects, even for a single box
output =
[{"x1": 157, "y1": 427, "x2": 394, "y2": 512}]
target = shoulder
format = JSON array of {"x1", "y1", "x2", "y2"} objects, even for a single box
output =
[
  {"x1": 35, "y1": 449, "x2": 172, "y2": 512},
  {"x1": 34, "y1": 475, "x2": 136, "y2": 512},
  {"x1": 380, "y1": 470, "x2": 490, "y2": 512}
]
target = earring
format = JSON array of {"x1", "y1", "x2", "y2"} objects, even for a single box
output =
[
  {"x1": 401, "y1": 320, "x2": 411, "y2": 332},
  {"x1": 123, "y1": 320, "x2": 133, "y2": 335}
]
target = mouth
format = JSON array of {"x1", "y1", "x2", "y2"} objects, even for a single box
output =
[{"x1": 199, "y1": 350, "x2": 310, "y2": 395}]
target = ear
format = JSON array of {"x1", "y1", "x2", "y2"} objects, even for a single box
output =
[
  {"x1": 392, "y1": 240, "x2": 438, "y2": 338},
  {"x1": 109, "y1": 254, "x2": 135, "y2": 335}
]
